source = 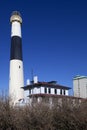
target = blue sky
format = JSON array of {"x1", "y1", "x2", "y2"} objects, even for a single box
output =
[{"x1": 0, "y1": 0, "x2": 87, "y2": 95}]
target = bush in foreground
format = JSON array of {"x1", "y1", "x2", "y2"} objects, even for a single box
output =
[{"x1": 0, "y1": 96, "x2": 87, "y2": 130}]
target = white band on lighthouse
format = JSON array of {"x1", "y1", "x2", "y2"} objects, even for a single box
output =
[
  {"x1": 9, "y1": 60, "x2": 24, "y2": 103},
  {"x1": 11, "y1": 21, "x2": 21, "y2": 37}
]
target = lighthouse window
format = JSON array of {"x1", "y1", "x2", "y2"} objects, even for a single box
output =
[{"x1": 19, "y1": 66, "x2": 21, "y2": 68}]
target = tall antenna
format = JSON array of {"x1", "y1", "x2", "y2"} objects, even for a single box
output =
[
  {"x1": 31, "y1": 68, "x2": 34, "y2": 84},
  {"x1": 31, "y1": 68, "x2": 34, "y2": 95}
]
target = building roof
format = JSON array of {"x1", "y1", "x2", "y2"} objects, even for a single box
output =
[
  {"x1": 73, "y1": 75, "x2": 87, "y2": 80},
  {"x1": 22, "y1": 81, "x2": 71, "y2": 90}
]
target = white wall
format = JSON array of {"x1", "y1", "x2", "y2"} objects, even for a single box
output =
[
  {"x1": 51, "y1": 88, "x2": 54, "y2": 94},
  {"x1": 30, "y1": 87, "x2": 40, "y2": 94},
  {"x1": 57, "y1": 89, "x2": 60, "y2": 95},
  {"x1": 29, "y1": 87, "x2": 69, "y2": 96},
  {"x1": 66, "y1": 90, "x2": 68, "y2": 95},
  {"x1": 41, "y1": 87, "x2": 44, "y2": 94}
]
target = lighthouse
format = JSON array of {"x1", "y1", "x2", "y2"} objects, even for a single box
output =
[{"x1": 9, "y1": 11, "x2": 24, "y2": 105}]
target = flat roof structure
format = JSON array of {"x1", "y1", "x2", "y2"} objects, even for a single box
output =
[{"x1": 22, "y1": 81, "x2": 71, "y2": 90}]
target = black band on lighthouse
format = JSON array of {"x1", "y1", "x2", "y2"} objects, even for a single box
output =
[{"x1": 10, "y1": 36, "x2": 23, "y2": 60}]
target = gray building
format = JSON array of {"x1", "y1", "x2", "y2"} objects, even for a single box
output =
[{"x1": 73, "y1": 75, "x2": 87, "y2": 98}]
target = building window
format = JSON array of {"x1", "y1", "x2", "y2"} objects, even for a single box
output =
[
  {"x1": 54, "y1": 89, "x2": 57, "y2": 94},
  {"x1": 48, "y1": 88, "x2": 51, "y2": 94},
  {"x1": 29, "y1": 89, "x2": 31, "y2": 94},
  {"x1": 44, "y1": 87, "x2": 47, "y2": 93},
  {"x1": 64, "y1": 90, "x2": 65, "y2": 95},
  {"x1": 60, "y1": 89, "x2": 62, "y2": 95}
]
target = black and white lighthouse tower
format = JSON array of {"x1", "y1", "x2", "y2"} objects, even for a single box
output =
[{"x1": 9, "y1": 11, "x2": 24, "y2": 105}]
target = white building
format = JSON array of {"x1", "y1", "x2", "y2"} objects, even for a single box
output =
[
  {"x1": 73, "y1": 75, "x2": 87, "y2": 98},
  {"x1": 22, "y1": 76, "x2": 71, "y2": 104}
]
